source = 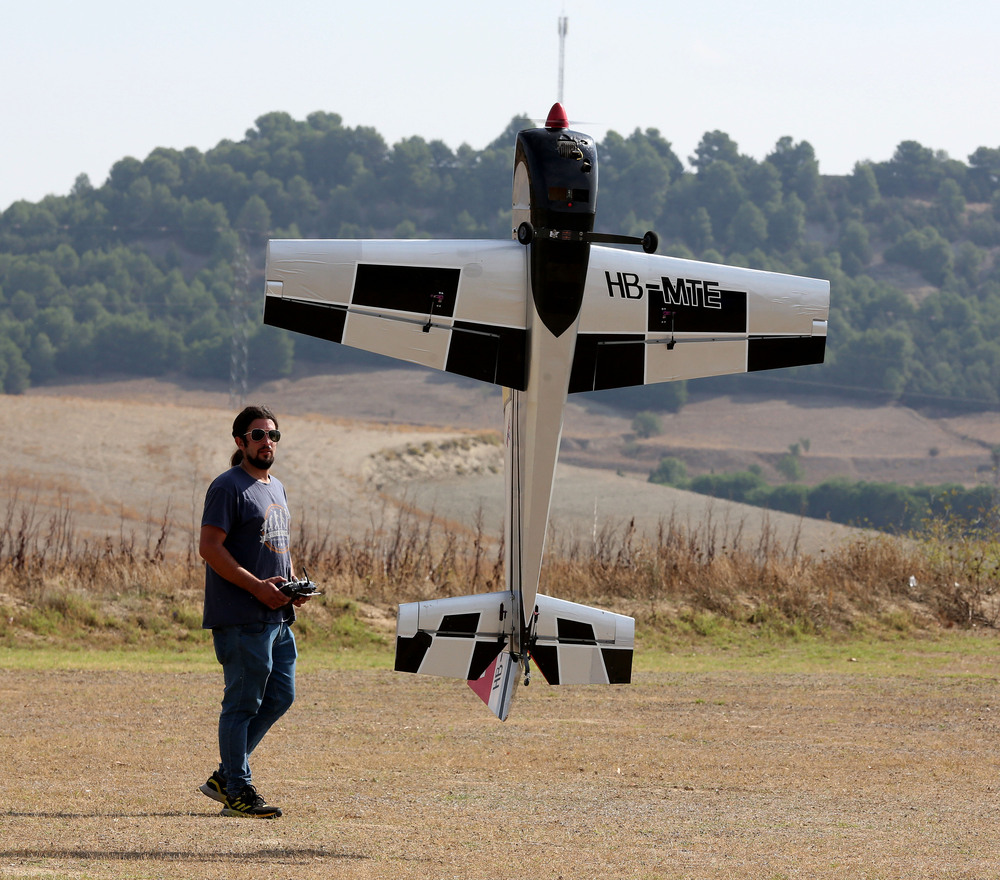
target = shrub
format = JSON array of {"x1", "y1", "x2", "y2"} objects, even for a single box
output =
[
  {"x1": 631, "y1": 411, "x2": 662, "y2": 439},
  {"x1": 648, "y1": 456, "x2": 688, "y2": 486}
]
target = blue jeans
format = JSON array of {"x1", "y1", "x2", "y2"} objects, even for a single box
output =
[{"x1": 212, "y1": 620, "x2": 297, "y2": 797}]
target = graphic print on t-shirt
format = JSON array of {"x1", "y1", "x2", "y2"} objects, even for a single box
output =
[{"x1": 260, "y1": 503, "x2": 291, "y2": 553}]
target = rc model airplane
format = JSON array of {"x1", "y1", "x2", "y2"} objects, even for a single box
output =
[{"x1": 262, "y1": 103, "x2": 830, "y2": 720}]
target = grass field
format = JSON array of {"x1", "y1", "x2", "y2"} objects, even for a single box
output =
[
  {"x1": 2, "y1": 636, "x2": 999, "y2": 880},
  {"x1": 5, "y1": 453, "x2": 1000, "y2": 878}
]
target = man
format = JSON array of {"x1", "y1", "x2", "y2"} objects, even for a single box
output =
[{"x1": 198, "y1": 404, "x2": 310, "y2": 819}]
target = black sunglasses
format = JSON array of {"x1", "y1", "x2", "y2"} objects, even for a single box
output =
[{"x1": 243, "y1": 429, "x2": 281, "y2": 443}]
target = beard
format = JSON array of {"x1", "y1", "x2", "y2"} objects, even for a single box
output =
[{"x1": 245, "y1": 451, "x2": 274, "y2": 470}]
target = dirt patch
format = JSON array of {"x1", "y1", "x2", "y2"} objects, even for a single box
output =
[
  {"x1": 364, "y1": 434, "x2": 503, "y2": 488},
  {"x1": 1, "y1": 652, "x2": 999, "y2": 879}
]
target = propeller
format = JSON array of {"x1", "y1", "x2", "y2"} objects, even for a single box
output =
[{"x1": 525, "y1": 102, "x2": 603, "y2": 133}]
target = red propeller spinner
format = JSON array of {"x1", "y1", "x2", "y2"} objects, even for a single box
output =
[{"x1": 544, "y1": 102, "x2": 569, "y2": 131}]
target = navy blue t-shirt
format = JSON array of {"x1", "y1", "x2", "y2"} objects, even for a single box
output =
[{"x1": 201, "y1": 466, "x2": 293, "y2": 628}]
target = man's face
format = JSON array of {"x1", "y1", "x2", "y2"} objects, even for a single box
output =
[{"x1": 238, "y1": 418, "x2": 279, "y2": 470}]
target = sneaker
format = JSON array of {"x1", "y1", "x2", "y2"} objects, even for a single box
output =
[
  {"x1": 198, "y1": 770, "x2": 227, "y2": 804},
  {"x1": 220, "y1": 784, "x2": 282, "y2": 819}
]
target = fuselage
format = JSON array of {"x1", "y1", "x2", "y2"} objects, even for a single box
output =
[{"x1": 505, "y1": 107, "x2": 598, "y2": 657}]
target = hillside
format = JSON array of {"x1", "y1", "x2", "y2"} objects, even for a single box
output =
[{"x1": 12, "y1": 370, "x2": 1000, "y2": 562}]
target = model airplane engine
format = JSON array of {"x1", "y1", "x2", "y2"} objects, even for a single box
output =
[{"x1": 515, "y1": 103, "x2": 598, "y2": 236}]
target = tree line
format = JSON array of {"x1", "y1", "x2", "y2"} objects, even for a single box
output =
[
  {"x1": 2, "y1": 110, "x2": 1000, "y2": 405},
  {"x1": 648, "y1": 456, "x2": 996, "y2": 534}
]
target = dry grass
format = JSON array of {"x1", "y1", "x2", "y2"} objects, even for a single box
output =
[{"x1": 3, "y1": 493, "x2": 1000, "y2": 651}]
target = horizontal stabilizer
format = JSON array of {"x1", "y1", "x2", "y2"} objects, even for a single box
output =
[
  {"x1": 529, "y1": 595, "x2": 634, "y2": 686},
  {"x1": 395, "y1": 592, "x2": 510, "y2": 681}
]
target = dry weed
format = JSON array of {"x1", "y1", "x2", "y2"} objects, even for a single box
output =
[{"x1": 3, "y1": 493, "x2": 1000, "y2": 645}]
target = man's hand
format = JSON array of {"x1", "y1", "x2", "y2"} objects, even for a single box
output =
[{"x1": 250, "y1": 576, "x2": 295, "y2": 610}]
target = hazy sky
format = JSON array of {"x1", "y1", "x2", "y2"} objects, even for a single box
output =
[{"x1": 4, "y1": 0, "x2": 998, "y2": 211}]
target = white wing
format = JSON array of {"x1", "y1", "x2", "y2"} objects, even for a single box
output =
[
  {"x1": 264, "y1": 239, "x2": 830, "y2": 394},
  {"x1": 569, "y1": 246, "x2": 830, "y2": 391},
  {"x1": 264, "y1": 238, "x2": 530, "y2": 389}
]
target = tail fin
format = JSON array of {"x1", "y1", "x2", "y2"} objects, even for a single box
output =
[
  {"x1": 467, "y1": 649, "x2": 520, "y2": 721},
  {"x1": 529, "y1": 594, "x2": 634, "y2": 686}
]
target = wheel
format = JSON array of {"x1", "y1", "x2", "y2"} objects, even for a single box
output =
[
  {"x1": 517, "y1": 221, "x2": 534, "y2": 245},
  {"x1": 642, "y1": 230, "x2": 659, "y2": 254}
]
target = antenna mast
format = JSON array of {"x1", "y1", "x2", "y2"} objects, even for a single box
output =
[
  {"x1": 557, "y1": 15, "x2": 568, "y2": 104},
  {"x1": 229, "y1": 235, "x2": 251, "y2": 409}
]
